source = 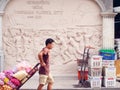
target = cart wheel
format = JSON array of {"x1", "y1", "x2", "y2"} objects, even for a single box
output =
[
  {"x1": 78, "y1": 82, "x2": 82, "y2": 87},
  {"x1": 83, "y1": 81, "x2": 90, "y2": 88}
]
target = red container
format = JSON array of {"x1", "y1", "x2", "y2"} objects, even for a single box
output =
[{"x1": 78, "y1": 70, "x2": 88, "y2": 80}]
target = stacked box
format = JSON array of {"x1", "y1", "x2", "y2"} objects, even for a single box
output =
[
  {"x1": 88, "y1": 55, "x2": 102, "y2": 88},
  {"x1": 99, "y1": 49, "x2": 116, "y2": 87},
  {"x1": 100, "y1": 49, "x2": 115, "y2": 68},
  {"x1": 102, "y1": 67, "x2": 116, "y2": 77},
  {"x1": 88, "y1": 76, "x2": 102, "y2": 88},
  {"x1": 100, "y1": 52, "x2": 115, "y2": 60},
  {"x1": 88, "y1": 68, "x2": 102, "y2": 77},
  {"x1": 102, "y1": 67, "x2": 116, "y2": 87},
  {"x1": 88, "y1": 55, "x2": 102, "y2": 68},
  {"x1": 99, "y1": 49, "x2": 116, "y2": 60},
  {"x1": 102, "y1": 60, "x2": 115, "y2": 67},
  {"x1": 103, "y1": 76, "x2": 116, "y2": 87}
]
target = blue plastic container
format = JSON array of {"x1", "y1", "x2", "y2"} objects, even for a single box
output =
[{"x1": 99, "y1": 52, "x2": 115, "y2": 60}]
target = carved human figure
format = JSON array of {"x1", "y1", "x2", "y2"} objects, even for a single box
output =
[
  {"x1": 22, "y1": 30, "x2": 34, "y2": 61},
  {"x1": 67, "y1": 32, "x2": 84, "y2": 59},
  {"x1": 3, "y1": 27, "x2": 16, "y2": 57},
  {"x1": 11, "y1": 28, "x2": 25, "y2": 61},
  {"x1": 55, "y1": 34, "x2": 72, "y2": 64}
]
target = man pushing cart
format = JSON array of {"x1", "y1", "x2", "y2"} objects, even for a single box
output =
[{"x1": 0, "y1": 38, "x2": 55, "y2": 90}]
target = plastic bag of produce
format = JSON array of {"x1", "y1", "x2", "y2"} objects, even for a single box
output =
[
  {"x1": 15, "y1": 61, "x2": 32, "y2": 72},
  {"x1": 12, "y1": 66, "x2": 18, "y2": 73},
  {"x1": 2, "y1": 85, "x2": 12, "y2": 90},
  {"x1": 3, "y1": 77, "x2": 17, "y2": 88},
  {"x1": 4, "y1": 70, "x2": 14, "y2": 79},
  {"x1": 0, "y1": 80, "x2": 4, "y2": 85},
  {"x1": 10, "y1": 77, "x2": 21, "y2": 86},
  {"x1": 7, "y1": 81, "x2": 16, "y2": 88},
  {"x1": 0, "y1": 72, "x2": 6, "y2": 81},
  {"x1": 4, "y1": 77, "x2": 9, "y2": 84},
  {"x1": 13, "y1": 70, "x2": 28, "y2": 81},
  {"x1": 0, "y1": 85, "x2": 4, "y2": 90}
]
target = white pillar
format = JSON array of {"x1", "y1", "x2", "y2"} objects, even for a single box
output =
[
  {"x1": 0, "y1": 11, "x2": 4, "y2": 72},
  {"x1": 101, "y1": 12, "x2": 117, "y2": 49}
]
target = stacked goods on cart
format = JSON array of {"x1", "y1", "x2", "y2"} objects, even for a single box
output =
[
  {"x1": 0, "y1": 61, "x2": 39, "y2": 90},
  {"x1": 88, "y1": 55, "x2": 102, "y2": 88},
  {"x1": 99, "y1": 49, "x2": 116, "y2": 87},
  {"x1": 0, "y1": 85, "x2": 13, "y2": 90}
]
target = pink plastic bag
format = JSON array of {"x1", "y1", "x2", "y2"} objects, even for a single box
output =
[
  {"x1": 2, "y1": 85, "x2": 12, "y2": 90},
  {"x1": 15, "y1": 61, "x2": 32, "y2": 73},
  {"x1": 7, "y1": 81, "x2": 16, "y2": 88},
  {"x1": 4, "y1": 70, "x2": 14, "y2": 79},
  {"x1": 10, "y1": 77, "x2": 21, "y2": 86},
  {"x1": 0, "y1": 80, "x2": 4, "y2": 85},
  {"x1": 0, "y1": 72, "x2": 6, "y2": 80},
  {"x1": 0, "y1": 85, "x2": 4, "y2": 90}
]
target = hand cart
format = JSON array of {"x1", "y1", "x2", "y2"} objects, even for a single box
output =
[{"x1": 78, "y1": 46, "x2": 95, "y2": 87}]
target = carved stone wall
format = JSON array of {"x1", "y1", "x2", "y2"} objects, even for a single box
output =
[{"x1": 2, "y1": 0, "x2": 102, "y2": 75}]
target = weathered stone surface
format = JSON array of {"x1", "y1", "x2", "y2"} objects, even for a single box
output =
[
  {"x1": 101, "y1": 0, "x2": 113, "y2": 11},
  {"x1": 2, "y1": 0, "x2": 102, "y2": 75}
]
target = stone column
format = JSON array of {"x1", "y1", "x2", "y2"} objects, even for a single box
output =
[
  {"x1": 0, "y1": 11, "x2": 4, "y2": 72},
  {"x1": 101, "y1": 12, "x2": 117, "y2": 49}
]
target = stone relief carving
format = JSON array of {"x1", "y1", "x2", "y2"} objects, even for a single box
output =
[{"x1": 3, "y1": 26, "x2": 102, "y2": 68}]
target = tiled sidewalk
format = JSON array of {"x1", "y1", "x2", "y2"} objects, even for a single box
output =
[{"x1": 20, "y1": 74, "x2": 120, "y2": 90}]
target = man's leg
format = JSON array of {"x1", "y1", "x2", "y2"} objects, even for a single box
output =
[
  {"x1": 38, "y1": 84, "x2": 44, "y2": 90},
  {"x1": 47, "y1": 83, "x2": 53, "y2": 90},
  {"x1": 47, "y1": 74, "x2": 54, "y2": 90},
  {"x1": 38, "y1": 74, "x2": 48, "y2": 90}
]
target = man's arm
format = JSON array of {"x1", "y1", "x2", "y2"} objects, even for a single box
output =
[{"x1": 38, "y1": 51, "x2": 46, "y2": 67}]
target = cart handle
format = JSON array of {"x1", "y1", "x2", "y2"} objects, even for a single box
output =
[
  {"x1": 34, "y1": 63, "x2": 40, "y2": 67},
  {"x1": 85, "y1": 46, "x2": 95, "y2": 49}
]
